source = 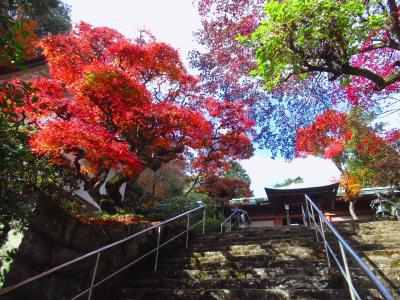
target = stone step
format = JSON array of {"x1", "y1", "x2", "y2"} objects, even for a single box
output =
[
  {"x1": 368, "y1": 267, "x2": 400, "y2": 278},
  {"x1": 358, "y1": 256, "x2": 400, "y2": 269},
  {"x1": 322, "y1": 244, "x2": 400, "y2": 259},
  {"x1": 191, "y1": 231, "x2": 400, "y2": 250},
  {"x1": 137, "y1": 266, "x2": 329, "y2": 281},
  {"x1": 336, "y1": 228, "x2": 400, "y2": 237},
  {"x1": 190, "y1": 234, "x2": 318, "y2": 247},
  {"x1": 183, "y1": 245, "x2": 324, "y2": 258},
  {"x1": 138, "y1": 266, "x2": 400, "y2": 290},
  {"x1": 206, "y1": 227, "x2": 314, "y2": 236},
  {"x1": 196, "y1": 226, "x2": 313, "y2": 239},
  {"x1": 187, "y1": 240, "x2": 399, "y2": 253},
  {"x1": 190, "y1": 237, "x2": 320, "y2": 249},
  {"x1": 349, "y1": 242, "x2": 400, "y2": 251},
  {"x1": 327, "y1": 234, "x2": 400, "y2": 245},
  {"x1": 105, "y1": 288, "x2": 384, "y2": 300},
  {"x1": 334, "y1": 221, "x2": 400, "y2": 230},
  {"x1": 191, "y1": 234, "x2": 319, "y2": 246},
  {"x1": 157, "y1": 259, "x2": 328, "y2": 271},
  {"x1": 334, "y1": 220, "x2": 400, "y2": 228},
  {"x1": 361, "y1": 249, "x2": 400, "y2": 259},
  {"x1": 127, "y1": 274, "x2": 374, "y2": 290},
  {"x1": 164, "y1": 250, "x2": 326, "y2": 266}
]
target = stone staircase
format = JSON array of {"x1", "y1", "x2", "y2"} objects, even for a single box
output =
[
  {"x1": 104, "y1": 226, "x2": 387, "y2": 300},
  {"x1": 333, "y1": 219, "x2": 400, "y2": 299}
]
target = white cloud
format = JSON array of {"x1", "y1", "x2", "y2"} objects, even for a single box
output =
[
  {"x1": 241, "y1": 150, "x2": 341, "y2": 197},
  {"x1": 63, "y1": 0, "x2": 202, "y2": 66}
]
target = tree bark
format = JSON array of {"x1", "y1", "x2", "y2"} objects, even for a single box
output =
[
  {"x1": 348, "y1": 199, "x2": 358, "y2": 221},
  {"x1": 185, "y1": 173, "x2": 201, "y2": 198},
  {"x1": 104, "y1": 173, "x2": 126, "y2": 213}
]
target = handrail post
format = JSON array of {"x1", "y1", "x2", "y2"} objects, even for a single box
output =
[
  {"x1": 304, "y1": 195, "x2": 395, "y2": 300},
  {"x1": 301, "y1": 205, "x2": 307, "y2": 227},
  {"x1": 339, "y1": 242, "x2": 356, "y2": 300},
  {"x1": 0, "y1": 205, "x2": 208, "y2": 299},
  {"x1": 309, "y1": 199, "x2": 320, "y2": 242},
  {"x1": 229, "y1": 216, "x2": 232, "y2": 232},
  {"x1": 88, "y1": 252, "x2": 101, "y2": 300},
  {"x1": 202, "y1": 206, "x2": 206, "y2": 234},
  {"x1": 305, "y1": 196, "x2": 312, "y2": 227},
  {"x1": 154, "y1": 226, "x2": 161, "y2": 271},
  {"x1": 185, "y1": 214, "x2": 190, "y2": 248},
  {"x1": 319, "y1": 220, "x2": 331, "y2": 267}
]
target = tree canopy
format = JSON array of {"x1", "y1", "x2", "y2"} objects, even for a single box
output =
[
  {"x1": 248, "y1": 0, "x2": 387, "y2": 88},
  {"x1": 194, "y1": 0, "x2": 400, "y2": 159},
  {"x1": 273, "y1": 176, "x2": 304, "y2": 188},
  {"x1": 223, "y1": 161, "x2": 251, "y2": 185},
  {"x1": 0, "y1": 0, "x2": 72, "y2": 69},
  {"x1": 10, "y1": 23, "x2": 254, "y2": 213}
]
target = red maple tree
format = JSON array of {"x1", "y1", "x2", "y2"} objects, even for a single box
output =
[
  {"x1": 13, "y1": 23, "x2": 254, "y2": 213},
  {"x1": 295, "y1": 108, "x2": 400, "y2": 219},
  {"x1": 197, "y1": 174, "x2": 253, "y2": 213},
  {"x1": 295, "y1": 109, "x2": 391, "y2": 171}
]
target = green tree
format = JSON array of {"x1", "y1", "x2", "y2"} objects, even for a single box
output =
[
  {"x1": 1, "y1": 0, "x2": 72, "y2": 36},
  {"x1": 0, "y1": 0, "x2": 72, "y2": 268},
  {"x1": 247, "y1": 0, "x2": 390, "y2": 90},
  {"x1": 273, "y1": 176, "x2": 304, "y2": 188},
  {"x1": 223, "y1": 161, "x2": 251, "y2": 185}
]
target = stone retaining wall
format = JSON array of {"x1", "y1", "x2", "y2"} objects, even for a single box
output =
[{"x1": 3, "y1": 196, "x2": 184, "y2": 300}]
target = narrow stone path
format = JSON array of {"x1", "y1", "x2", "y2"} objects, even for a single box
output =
[
  {"x1": 105, "y1": 226, "x2": 386, "y2": 299},
  {"x1": 334, "y1": 219, "x2": 400, "y2": 299}
]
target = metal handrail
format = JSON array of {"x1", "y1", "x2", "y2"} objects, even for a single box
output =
[
  {"x1": 376, "y1": 193, "x2": 399, "y2": 206},
  {"x1": 301, "y1": 205, "x2": 308, "y2": 227},
  {"x1": 220, "y1": 208, "x2": 251, "y2": 233},
  {"x1": 304, "y1": 194, "x2": 395, "y2": 300},
  {"x1": 0, "y1": 205, "x2": 206, "y2": 299},
  {"x1": 375, "y1": 193, "x2": 400, "y2": 220}
]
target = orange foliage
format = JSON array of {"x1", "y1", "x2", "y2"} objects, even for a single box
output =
[
  {"x1": 340, "y1": 173, "x2": 362, "y2": 202},
  {"x1": 9, "y1": 23, "x2": 254, "y2": 195},
  {"x1": 0, "y1": 18, "x2": 38, "y2": 69}
]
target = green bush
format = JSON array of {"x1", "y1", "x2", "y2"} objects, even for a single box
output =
[{"x1": 146, "y1": 193, "x2": 207, "y2": 220}]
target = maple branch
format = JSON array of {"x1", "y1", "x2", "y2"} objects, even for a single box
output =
[
  {"x1": 302, "y1": 61, "x2": 388, "y2": 90},
  {"x1": 382, "y1": 71, "x2": 400, "y2": 88},
  {"x1": 185, "y1": 171, "x2": 202, "y2": 197},
  {"x1": 69, "y1": 148, "x2": 91, "y2": 190},
  {"x1": 340, "y1": 64, "x2": 387, "y2": 89},
  {"x1": 359, "y1": 39, "x2": 400, "y2": 53}
]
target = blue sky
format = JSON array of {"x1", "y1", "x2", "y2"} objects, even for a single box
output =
[{"x1": 63, "y1": 0, "x2": 341, "y2": 196}]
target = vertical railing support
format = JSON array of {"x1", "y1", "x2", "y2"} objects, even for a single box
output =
[
  {"x1": 154, "y1": 226, "x2": 161, "y2": 271},
  {"x1": 320, "y1": 221, "x2": 331, "y2": 267},
  {"x1": 202, "y1": 207, "x2": 206, "y2": 234},
  {"x1": 305, "y1": 196, "x2": 312, "y2": 227},
  {"x1": 88, "y1": 252, "x2": 101, "y2": 300},
  {"x1": 285, "y1": 204, "x2": 290, "y2": 226},
  {"x1": 301, "y1": 205, "x2": 307, "y2": 227},
  {"x1": 229, "y1": 216, "x2": 232, "y2": 232},
  {"x1": 185, "y1": 214, "x2": 190, "y2": 248},
  {"x1": 339, "y1": 242, "x2": 356, "y2": 300},
  {"x1": 310, "y1": 203, "x2": 320, "y2": 242}
]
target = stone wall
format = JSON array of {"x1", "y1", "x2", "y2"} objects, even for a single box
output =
[{"x1": 3, "y1": 196, "x2": 185, "y2": 299}]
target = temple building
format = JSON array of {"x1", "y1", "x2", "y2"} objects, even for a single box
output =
[{"x1": 229, "y1": 183, "x2": 399, "y2": 227}]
